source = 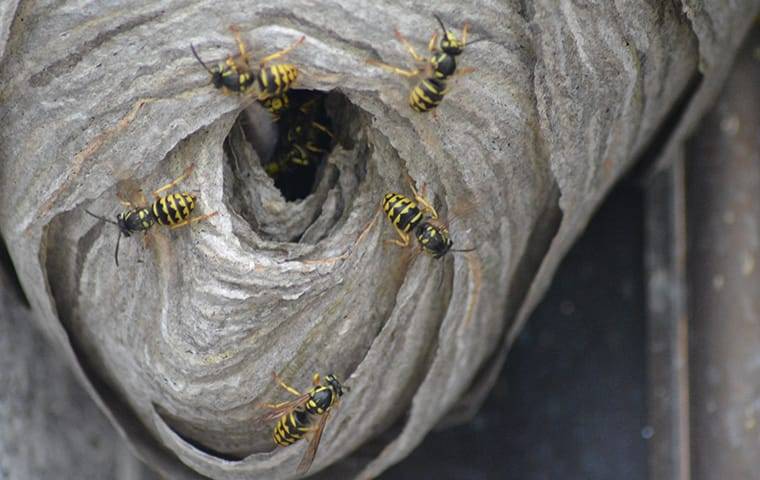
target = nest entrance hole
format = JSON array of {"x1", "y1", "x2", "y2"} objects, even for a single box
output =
[
  {"x1": 224, "y1": 89, "x2": 371, "y2": 244},
  {"x1": 238, "y1": 89, "x2": 335, "y2": 201}
]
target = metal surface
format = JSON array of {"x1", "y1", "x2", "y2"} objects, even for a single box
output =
[
  {"x1": 644, "y1": 153, "x2": 690, "y2": 480},
  {"x1": 685, "y1": 26, "x2": 760, "y2": 480},
  {"x1": 387, "y1": 181, "x2": 648, "y2": 479}
]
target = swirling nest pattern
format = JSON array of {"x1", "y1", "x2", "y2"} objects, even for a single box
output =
[{"x1": 0, "y1": 0, "x2": 757, "y2": 478}]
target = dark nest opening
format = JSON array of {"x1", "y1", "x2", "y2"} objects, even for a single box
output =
[
  {"x1": 234, "y1": 89, "x2": 335, "y2": 202},
  {"x1": 223, "y1": 88, "x2": 371, "y2": 244}
]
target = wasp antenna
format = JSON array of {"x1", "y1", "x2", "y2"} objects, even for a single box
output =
[
  {"x1": 433, "y1": 14, "x2": 448, "y2": 36},
  {"x1": 114, "y1": 232, "x2": 122, "y2": 267},
  {"x1": 450, "y1": 247, "x2": 476, "y2": 253},
  {"x1": 84, "y1": 209, "x2": 118, "y2": 225},
  {"x1": 190, "y1": 44, "x2": 213, "y2": 74}
]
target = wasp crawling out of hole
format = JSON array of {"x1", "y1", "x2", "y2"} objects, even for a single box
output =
[
  {"x1": 368, "y1": 15, "x2": 483, "y2": 113},
  {"x1": 382, "y1": 177, "x2": 475, "y2": 258},
  {"x1": 191, "y1": 24, "x2": 304, "y2": 104},
  {"x1": 262, "y1": 90, "x2": 336, "y2": 201},
  {"x1": 84, "y1": 164, "x2": 217, "y2": 266},
  {"x1": 258, "y1": 372, "x2": 346, "y2": 475}
]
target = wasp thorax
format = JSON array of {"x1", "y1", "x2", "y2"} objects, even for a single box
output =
[
  {"x1": 415, "y1": 222, "x2": 453, "y2": 258},
  {"x1": 432, "y1": 53, "x2": 457, "y2": 78}
]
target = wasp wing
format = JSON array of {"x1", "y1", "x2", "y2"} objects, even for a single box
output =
[
  {"x1": 296, "y1": 408, "x2": 332, "y2": 475},
  {"x1": 256, "y1": 393, "x2": 311, "y2": 423},
  {"x1": 116, "y1": 178, "x2": 148, "y2": 208}
]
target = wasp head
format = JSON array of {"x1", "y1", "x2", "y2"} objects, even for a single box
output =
[
  {"x1": 415, "y1": 221, "x2": 453, "y2": 259},
  {"x1": 325, "y1": 374, "x2": 344, "y2": 397},
  {"x1": 210, "y1": 66, "x2": 226, "y2": 89},
  {"x1": 117, "y1": 208, "x2": 154, "y2": 236},
  {"x1": 435, "y1": 16, "x2": 465, "y2": 56},
  {"x1": 190, "y1": 44, "x2": 226, "y2": 88},
  {"x1": 116, "y1": 211, "x2": 134, "y2": 237}
]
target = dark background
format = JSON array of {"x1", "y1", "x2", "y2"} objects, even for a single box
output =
[{"x1": 386, "y1": 180, "x2": 647, "y2": 479}]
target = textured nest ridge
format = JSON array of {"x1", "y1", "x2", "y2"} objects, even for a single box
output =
[{"x1": 0, "y1": 1, "x2": 758, "y2": 479}]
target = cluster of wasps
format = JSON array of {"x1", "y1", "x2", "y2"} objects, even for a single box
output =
[
  {"x1": 83, "y1": 15, "x2": 478, "y2": 475},
  {"x1": 263, "y1": 90, "x2": 335, "y2": 200}
]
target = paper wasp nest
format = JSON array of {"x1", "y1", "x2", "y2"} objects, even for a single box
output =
[{"x1": 0, "y1": 1, "x2": 757, "y2": 478}]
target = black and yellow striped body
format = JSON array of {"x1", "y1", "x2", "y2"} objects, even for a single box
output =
[
  {"x1": 271, "y1": 374, "x2": 344, "y2": 448},
  {"x1": 284, "y1": 144, "x2": 311, "y2": 167},
  {"x1": 117, "y1": 208, "x2": 155, "y2": 237},
  {"x1": 151, "y1": 192, "x2": 196, "y2": 226},
  {"x1": 409, "y1": 77, "x2": 447, "y2": 112},
  {"x1": 288, "y1": 121, "x2": 334, "y2": 157},
  {"x1": 260, "y1": 92, "x2": 290, "y2": 121},
  {"x1": 382, "y1": 193, "x2": 424, "y2": 234},
  {"x1": 212, "y1": 62, "x2": 256, "y2": 94},
  {"x1": 431, "y1": 52, "x2": 457, "y2": 79},
  {"x1": 257, "y1": 64, "x2": 299, "y2": 99},
  {"x1": 415, "y1": 221, "x2": 453, "y2": 258},
  {"x1": 265, "y1": 91, "x2": 334, "y2": 184},
  {"x1": 273, "y1": 409, "x2": 311, "y2": 446}
]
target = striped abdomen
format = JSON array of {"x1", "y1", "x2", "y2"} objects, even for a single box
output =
[
  {"x1": 257, "y1": 64, "x2": 299, "y2": 98},
  {"x1": 409, "y1": 77, "x2": 447, "y2": 112},
  {"x1": 259, "y1": 92, "x2": 290, "y2": 120},
  {"x1": 151, "y1": 193, "x2": 196, "y2": 226},
  {"x1": 383, "y1": 193, "x2": 423, "y2": 234},
  {"x1": 273, "y1": 409, "x2": 311, "y2": 447}
]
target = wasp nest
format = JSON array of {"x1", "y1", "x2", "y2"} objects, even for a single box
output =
[{"x1": 0, "y1": 1, "x2": 757, "y2": 478}]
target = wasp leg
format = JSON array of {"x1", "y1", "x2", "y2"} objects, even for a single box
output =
[
  {"x1": 272, "y1": 372, "x2": 303, "y2": 397},
  {"x1": 427, "y1": 32, "x2": 439, "y2": 53},
  {"x1": 169, "y1": 211, "x2": 218, "y2": 230},
  {"x1": 153, "y1": 164, "x2": 196, "y2": 199},
  {"x1": 311, "y1": 373, "x2": 322, "y2": 387},
  {"x1": 384, "y1": 227, "x2": 411, "y2": 248},
  {"x1": 450, "y1": 67, "x2": 476, "y2": 77},
  {"x1": 228, "y1": 25, "x2": 252, "y2": 66},
  {"x1": 407, "y1": 178, "x2": 439, "y2": 219},
  {"x1": 224, "y1": 54, "x2": 238, "y2": 70},
  {"x1": 461, "y1": 22, "x2": 469, "y2": 46},
  {"x1": 356, "y1": 210, "x2": 380, "y2": 245},
  {"x1": 366, "y1": 59, "x2": 420, "y2": 78},
  {"x1": 259, "y1": 36, "x2": 305, "y2": 67},
  {"x1": 261, "y1": 401, "x2": 295, "y2": 410},
  {"x1": 394, "y1": 29, "x2": 426, "y2": 62}
]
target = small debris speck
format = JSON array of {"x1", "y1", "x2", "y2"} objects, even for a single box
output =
[
  {"x1": 560, "y1": 300, "x2": 575, "y2": 316},
  {"x1": 742, "y1": 252, "x2": 755, "y2": 276},
  {"x1": 720, "y1": 115, "x2": 741, "y2": 136}
]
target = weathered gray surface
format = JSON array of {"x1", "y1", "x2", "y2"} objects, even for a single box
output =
[
  {"x1": 0, "y1": 260, "x2": 157, "y2": 480},
  {"x1": 0, "y1": 1, "x2": 758, "y2": 479}
]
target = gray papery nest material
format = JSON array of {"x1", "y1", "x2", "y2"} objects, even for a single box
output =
[{"x1": 0, "y1": 1, "x2": 758, "y2": 478}]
